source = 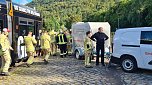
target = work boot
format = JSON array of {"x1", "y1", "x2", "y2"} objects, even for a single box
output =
[
  {"x1": 96, "y1": 63, "x2": 99, "y2": 66},
  {"x1": 26, "y1": 63, "x2": 31, "y2": 67},
  {"x1": 53, "y1": 54, "x2": 57, "y2": 56},
  {"x1": 60, "y1": 55, "x2": 63, "y2": 58},
  {"x1": 85, "y1": 65, "x2": 93, "y2": 68},
  {"x1": 102, "y1": 63, "x2": 105, "y2": 66},
  {"x1": 1, "y1": 72, "x2": 10, "y2": 76},
  {"x1": 44, "y1": 59, "x2": 49, "y2": 64},
  {"x1": 10, "y1": 65, "x2": 16, "y2": 67},
  {"x1": 64, "y1": 55, "x2": 66, "y2": 57}
]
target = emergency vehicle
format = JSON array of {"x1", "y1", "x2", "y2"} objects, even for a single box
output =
[
  {"x1": 0, "y1": 0, "x2": 42, "y2": 68},
  {"x1": 72, "y1": 22, "x2": 111, "y2": 59},
  {"x1": 111, "y1": 27, "x2": 152, "y2": 72}
]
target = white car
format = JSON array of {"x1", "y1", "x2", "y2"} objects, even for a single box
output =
[{"x1": 111, "y1": 27, "x2": 152, "y2": 72}]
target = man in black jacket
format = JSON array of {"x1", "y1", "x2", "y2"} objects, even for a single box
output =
[{"x1": 91, "y1": 27, "x2": 109, "y2": 66}]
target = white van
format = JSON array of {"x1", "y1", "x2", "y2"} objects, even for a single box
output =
[
  {"x1": 72, "y1": 22, "x2": 111, "y2": 59},
  {"x1": 111, "y1": 27, "x2": 152, "y2": 72}
]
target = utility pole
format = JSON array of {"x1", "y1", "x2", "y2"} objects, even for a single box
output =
[
  {"x1": 116, "y1": 0, "x2": 120, "y2": 29},
  {"x1": 118, "y1": 17, "x2": 120, "y2": 29}
]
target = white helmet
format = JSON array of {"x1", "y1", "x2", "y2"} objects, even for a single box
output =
[{"x1": 3, "y1": 28, "x2": 10, "y2": 32}]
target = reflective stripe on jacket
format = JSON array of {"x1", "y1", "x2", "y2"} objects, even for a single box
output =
[
  {"x1": 84, "y1": 37, "x2": 93, "y2": 51},
  {"x1": 56, "y1": 33, "x2": 67, "y2": 45}
]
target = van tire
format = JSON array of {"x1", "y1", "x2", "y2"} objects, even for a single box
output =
[
  {"x1": 121, "y1": 56, "x2": 137, "y2": 73},
  {"x1": 75, "y1": 50, "x2": 81, "y2": 60}
]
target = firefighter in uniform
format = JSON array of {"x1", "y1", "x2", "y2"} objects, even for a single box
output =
[
  {"x1": 65, "y1": 30, "x2": 72, "y2": 55},
  {"x1": 84, "y1": 31, "x2": 93, "y2": 68},
  {"x1": 49, "y1": 30, "x2": 57, "y2": 56},
  {"x1": 24, "y1": 30, "x2": 37, "y2": 67},
  {"x1": 56, "y1": 30, "x2": 68, "y2": 58},
  {"x1": 41, "y1": 30, "x2": 51, "y2": 64},
  {"x1": 0, "y1": 28, "x2": 13, "y2": 76}
]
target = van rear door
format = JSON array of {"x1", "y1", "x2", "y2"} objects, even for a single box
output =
[{"x1": 140, "y1": 31, "x2": 152, "y2": 69}]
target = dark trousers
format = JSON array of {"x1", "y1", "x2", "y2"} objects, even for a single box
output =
[
  {"x1": 59, "y1": 44, "x2": 67, "y2": 57},
  {"x1": 10, "y1": 50, "x2": 16, "y2": 67},
  {"x1": 96, "y1": 44, "x2": 104, "y2": 65}
]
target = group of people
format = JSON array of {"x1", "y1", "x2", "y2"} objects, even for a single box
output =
[
  {"x1": 23, "y1": 29, "x2": 72, "y2": 68},
  {"x1": 23, "y1": 29, "x2": 72, "y2": 67},
  {"x1": 0, "y1": 28, "x2": 72, "y2": 76},
  {"x1": 84, "y1": 27, "x2": 109, "y2": 68},
  {"x1": 0, "y1": 26, "x2": 108, "y2": 76}
]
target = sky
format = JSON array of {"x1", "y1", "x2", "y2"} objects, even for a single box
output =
[{"x1": 12, "y1": 0, "x2": 32, "y2": 5}]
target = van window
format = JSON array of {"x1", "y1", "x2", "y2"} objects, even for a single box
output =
[{"x1": 140, "y1": 31, "x2": 152, "y2": 44}]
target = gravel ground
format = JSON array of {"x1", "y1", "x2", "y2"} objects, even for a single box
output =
[{"x1": 0, "y1": 56, "x2": 152, "y2": 85}]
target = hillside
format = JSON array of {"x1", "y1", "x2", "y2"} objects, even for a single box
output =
[{"x1": 27, "y1": 0, "x2": 152, "y2": 31}]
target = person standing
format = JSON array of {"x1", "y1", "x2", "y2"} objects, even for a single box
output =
[
  {"x1": 40, "y1": 30, "x2": 51, "y2": 64},
  {"x1": 36, "y1": 29, "x2": 42, "y2": 57},
  {"x1": 0, "y1": 28, "x2": 13, "y2": 76},
  {"x1": 56, "y1": 30, "x2": 68, "y2": 58},
  {"x1": 49, "y1": 30, "x2": 57, "y2": 56},
  {"x1": 84, "y1": 31, "x2": 93, "y2": 68},
  {"x1": 66, "y1": 30, "x2": 72, "y2": 55},
  {"x1": 91, "y1": 27, "x2": 109, "y2": 66},
  {"x1": 24, "y1": 30, "x2": 37, "y2": 67}
]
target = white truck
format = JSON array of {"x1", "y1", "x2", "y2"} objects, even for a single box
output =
[{"x1": 72, "y1": 22, "x2": 111, "y2": 59}]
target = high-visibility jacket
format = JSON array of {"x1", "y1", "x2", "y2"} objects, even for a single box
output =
[
  {"x1": 56, "y1": 33, "x2": 67, "y2": 45},
  {"x1": 49, "y1": 32, "x2": 56, "y2": 43},
  {"x1": 40, "y1": 34, "x2": 51, "y2": 49},
  {"x1": 0, "y1": 34, "x2": 11, "y2": 51},
  {"x1": 84, "y1": 37, "x2": 93, "y2": 51},
  {"x1": 66, "y1": 34, "x2": 72, "y2": 43},
  {"x1": 24, "y1": 36, "x2": 37, "y2": 52}
]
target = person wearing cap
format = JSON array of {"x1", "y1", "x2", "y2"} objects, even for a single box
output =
[
  {"x1": 0, "y1": 28, "x2": 13, "y2": 76},
  {"x1": 56, "y1": 29, "x2": 68, "y2": 58},
  {"x1": 24, "y1": 30, "x2": 37, "y2": 67},
  {"x1": 40, "y1": 30, "x2": 51, "y2": 64}
]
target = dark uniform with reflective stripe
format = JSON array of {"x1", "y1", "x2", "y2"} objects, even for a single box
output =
[{"x1": 56, "y1": 33, "x2": 67, "y2": 57}]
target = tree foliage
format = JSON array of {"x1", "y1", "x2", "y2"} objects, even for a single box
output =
[{"x1": 27, "y1": 0, "x2": 152, "y2": 31}]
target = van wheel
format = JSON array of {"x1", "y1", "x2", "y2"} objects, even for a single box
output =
[
  {"x1": 121, "y1": 57, "x2": 137, "y2": 73},
  {"x1": 75, "y1": 50, "x2": 80, "y2": 60}
]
